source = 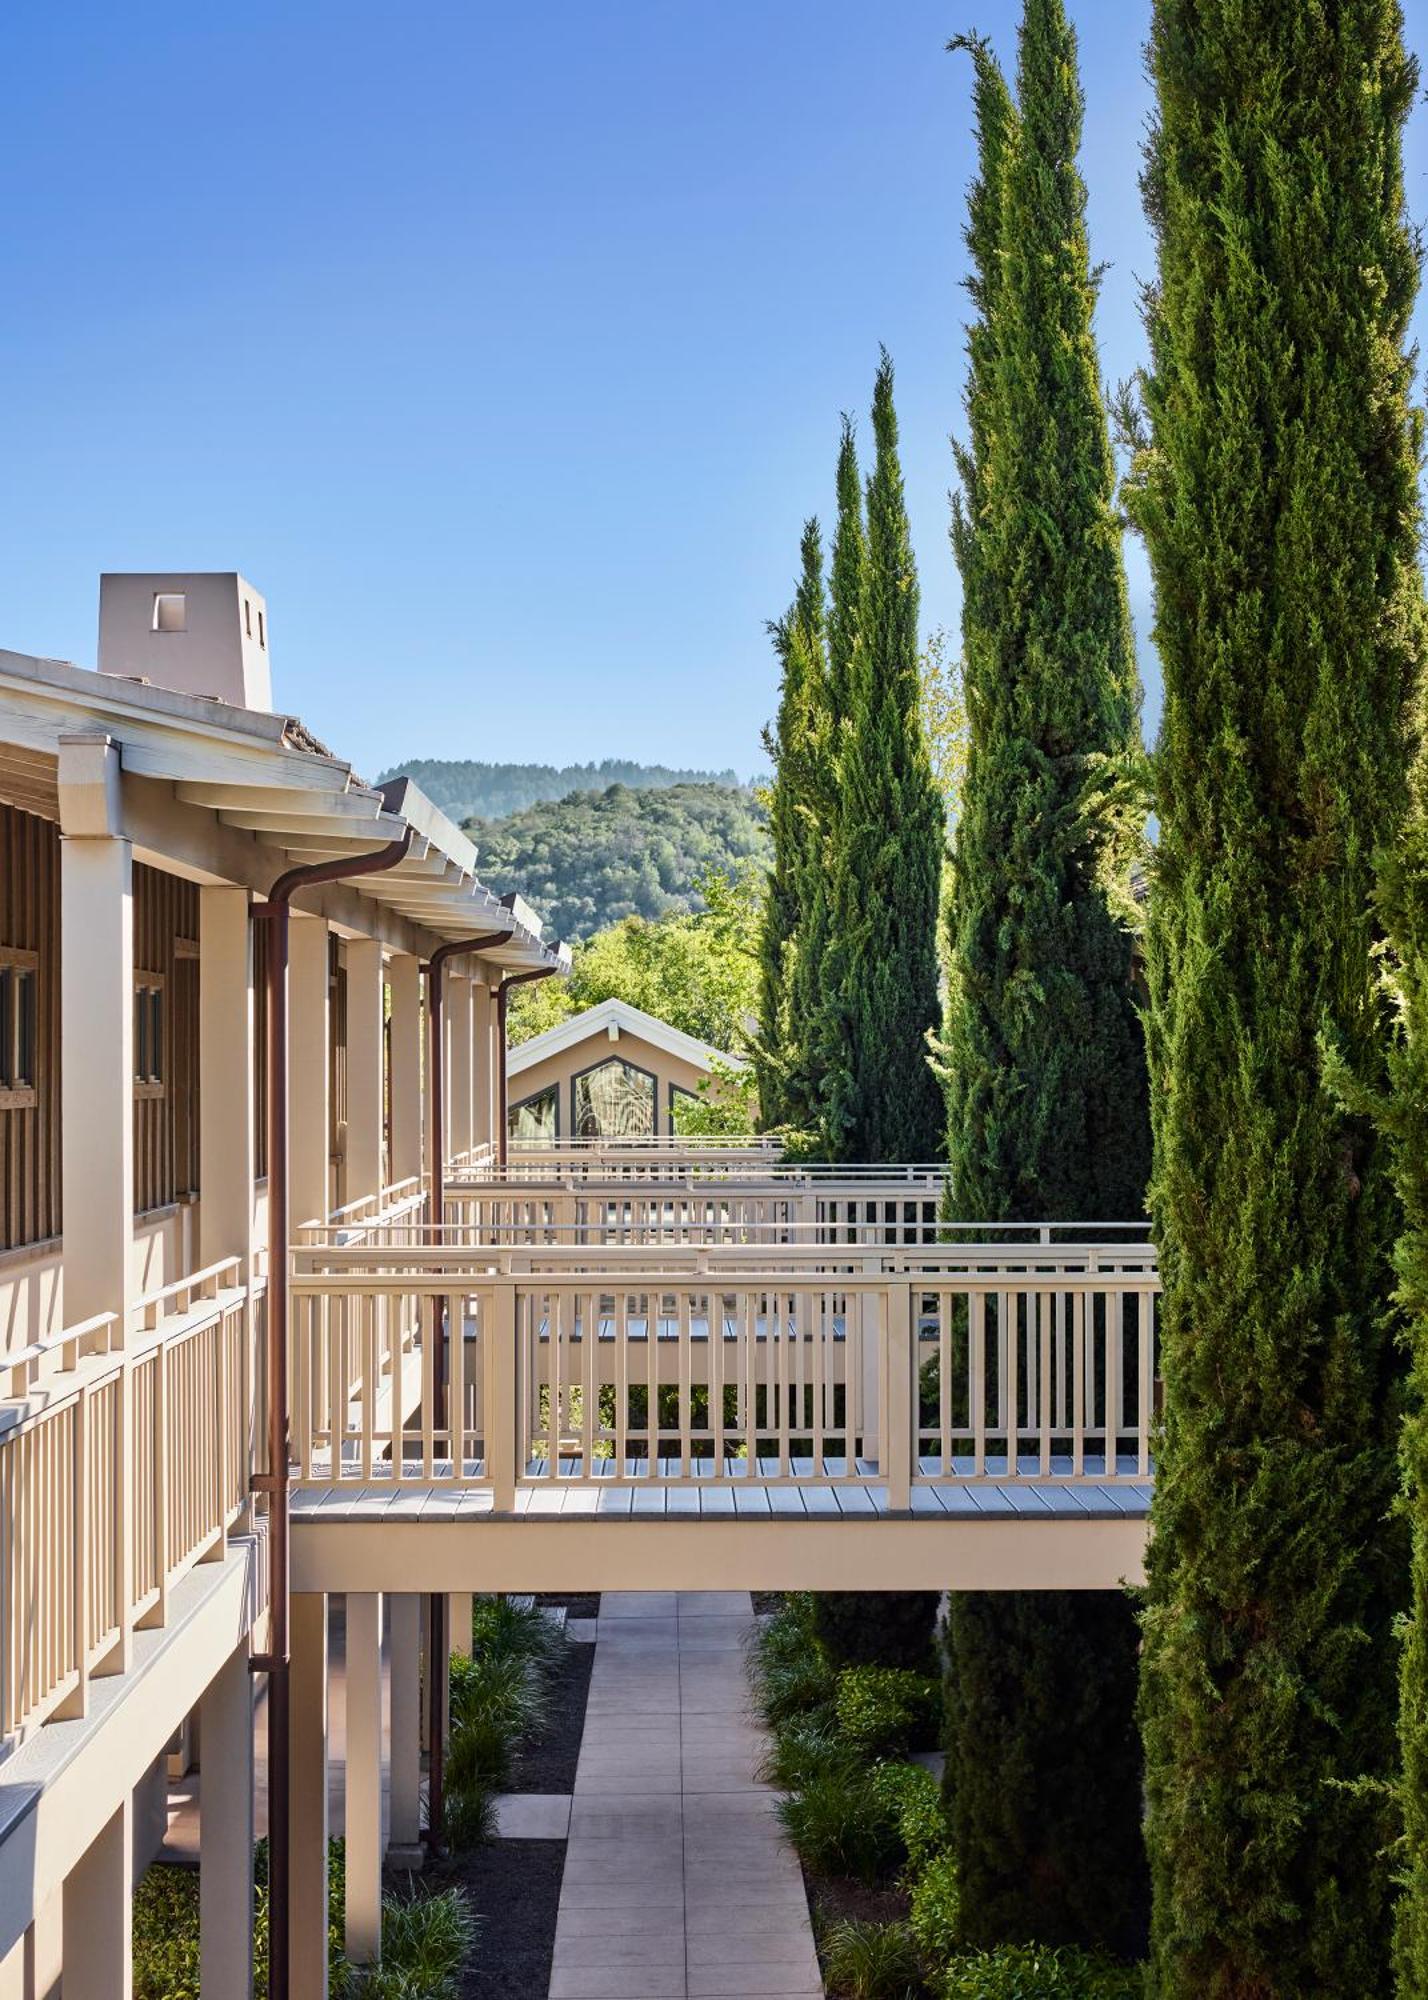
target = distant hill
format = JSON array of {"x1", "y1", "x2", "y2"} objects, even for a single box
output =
[
  {"x1": 375, "y1": 757, "x2": 747, "y2": 824},
  {"x1": 466, "y1": 782, "x2": 770, "y2": 941}
]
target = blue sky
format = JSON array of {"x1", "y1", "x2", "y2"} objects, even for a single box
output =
[{"x1": 2, "y1": 1, "x2": 1426, "y2": 783}]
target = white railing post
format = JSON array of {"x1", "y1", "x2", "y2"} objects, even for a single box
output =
[
  {"x1": 885, "y1": 1281, "x2": 913, "y2": 1510},
  {"x1": 485, "y1": 1283, "x2": 519, "y2": 1509}
]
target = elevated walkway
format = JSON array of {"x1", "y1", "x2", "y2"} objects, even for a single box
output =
[{"x1": 288, "y1": 1177, "x2": 1158, "y2": 1594}]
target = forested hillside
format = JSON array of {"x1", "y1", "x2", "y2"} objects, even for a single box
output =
[
  {"x1": 376, "y1": 756, "x2": 745, "y2": 823},
  {"x1": 467, "y1": 781, "x2": 769, "y2": 939}
]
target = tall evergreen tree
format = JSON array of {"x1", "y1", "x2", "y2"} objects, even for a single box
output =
[
  {"x1": 940, "y1": 4, "x2": 1149, "y2": 1958},
  {"x1": 820, "y1": 353, "x2": 944, "y2": 1163},
  {"x1": 1125, "y1": 4, "x2": 1422, "y2": 1992},
  {"x1": 755, "y1": 520, "x2": 826, "y2": 1128},
  {"x1": 826, "y1": 417, "x2": 866, "y2": 729}
]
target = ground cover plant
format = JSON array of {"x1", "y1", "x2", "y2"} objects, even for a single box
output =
[
  {"x1": 750, "y1": 1595, "x2": 1142, "y2": 1998},
  {"x1": 444, "y1": 1594, "x2": 571, "y2": 1846},
  {"x1": 133, "y1": 1839, "x2": 474, "y2": 1999}
]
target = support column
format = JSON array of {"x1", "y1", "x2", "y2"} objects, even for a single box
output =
[
  {"x1": 62, "y1": 1796, "x2": 132, "y2": 2000},
  {"x1": 199, "y1": 887, "x2": 255, "y2": 1269},
  {"x1": 388, "y1": 952, "x2": 423, "y2": 1187},
  {"x1": 288, "y1": 917, "x2": 331, "y2": 1232},
  {"x1": 58, "y1": 736, "x2": 135, "y2": 1685},
  {"x1": 449, "y1": 1593, "x2": 473, "y2": 1661},
  {"x1": 290, "y1": 1592, "x2": 330, "y2": 2000},
  {"x1": 200, "y1": 1641, "x2": 256, "y2": 2000},
  {"x1": 23, "y1": 1892, "x2": 61, "y2": 2000},
  {"x1": 448, "y1": 973, "x2": 473, "y2": 1166},
  {"x1": 345, "y1": 1594, "x2": 384, "y2": 1965},
  {"x1": 472, "y1": 975, "x2": 495, "y2": 1153},
  {"x1": 345, "y1": 939, "x2": 385, "y2": 1205},
  {"x1": 59, "y1": 739, "x2": 133, "y2": 1329},
  {"x1": 387, "y1": 1594, "x2": 423, "y2": 1859}
]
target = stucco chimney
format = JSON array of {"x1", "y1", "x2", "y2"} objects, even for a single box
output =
[{"x1": 97, "y1": 572, "x2": 273, "y2": 711}]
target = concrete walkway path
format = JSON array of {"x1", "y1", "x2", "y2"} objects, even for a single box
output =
[{"x1": 548, "y1": 1590, "x2": 822, "y2": 2000}]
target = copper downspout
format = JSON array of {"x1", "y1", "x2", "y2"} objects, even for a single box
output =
[
  {"x1": 496, "y1": 965, "x2": 562, "y2": 1167},
  {"x1": 250, "y1": 829, "x2": 413, "y2": 2000},
  {"x1": 422, "y1": 928, "x2": 512, "y2": 1850}
]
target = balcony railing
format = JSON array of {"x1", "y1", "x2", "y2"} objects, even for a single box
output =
[
  {"x1": 289, "y1": 1240, "x2": 1159, "y2": 1512},
  {"x1": 0, "y1": 1259, "x2": 253, "y2": 1747}
]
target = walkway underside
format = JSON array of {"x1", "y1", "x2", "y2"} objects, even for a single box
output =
[{"x1": 292, "y1": 1493, "x2": 1148, "y2": 1594}]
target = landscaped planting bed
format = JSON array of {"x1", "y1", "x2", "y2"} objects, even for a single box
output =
[
  {"x1": 502, "y1": 1634, "x2": 591, "y2": 1793},
  {"x1": 750, "y1": 1593, "x2": 1144, "y2": 2000},
  {"x1": 136, "y1": 1595, "x2": 589, "y2": 1999},
  {"x1": 134, "y1": 1839, "x2": 474, "y2": 1999},
  {"x1": 421, "y1": 1592, "x2": 584, "y2": 1997}
]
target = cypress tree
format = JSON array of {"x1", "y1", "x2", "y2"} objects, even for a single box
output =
[
  {"x1": 820, "y1": 353, "x2": 944, "y2": 1164},
  {"x1": 826, "y1": 417, "x2": 866, "y2": 729},
  {"x1": 1126, "y1": 4, "x2": 1422, "y2": 1992},
  {"x1": 755, "y1": 519, "x2": 826, "y2": 1129},
  {"x1": 940, "y1": 4, "x2": 1149, "y2": 1958}
]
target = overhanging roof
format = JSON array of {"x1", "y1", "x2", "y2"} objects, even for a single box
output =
[{"x1": 0, "y1": 648, "x2": 570, "y2": 974}]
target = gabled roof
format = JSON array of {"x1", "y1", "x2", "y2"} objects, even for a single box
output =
[{"x1": 507, "y1": 997, "x2": 739, "y2": 1077}]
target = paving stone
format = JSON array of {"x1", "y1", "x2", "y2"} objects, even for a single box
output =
[
  {"x1": 550, "y1": 1589, "x2": 818, "y2": 1998},
  {"x1": 491, "y1": 1791, "x2": 572, "y2": 1839}
]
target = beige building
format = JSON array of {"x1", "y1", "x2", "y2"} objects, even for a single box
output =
[
  {"x1": 507, "y1": 996, "x2": 737, "y2": 1141},
  {"x1": 0, "y1": 571, "x2": 1155, "y2": 2000}
]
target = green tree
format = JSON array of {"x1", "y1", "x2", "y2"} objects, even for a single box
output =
[
  {"x1": 469, "y1": 782, "x2": 768, "y2": 941},
  {"x1": 820, "y1": 353, "x2": 945, "y2": 1163},
  {"x1": 940, "y1": 4, "x2": 1150, "y2": 1960},
  {"x1": 1122, "y1": 4, "x2": 1424, "y2": 1992},
  {"x1": 919, "y1": 627, "x2": 968, "y2": 827},
  {"x1": 756, "y1": 521, "x2": 827, "y2": 1129},
  {"x1": 508, "y1": 865, "x2": 762, "y2": 1056}
]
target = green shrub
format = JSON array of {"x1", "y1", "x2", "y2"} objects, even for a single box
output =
[
  {"x1": 469, "y1": 1594, "x2": 568, "y2": 1674},
  {"x1": 908, "y1": 1852, "x2": 960, "y2": 1962},
  {"x1": 813, "y1": 1594, "x2": 941, "y2": 1672},
  {"x1": 136, "y1": 1841, "x2": 470, "y2": 2000},
  {"x1": 759, "y1": 1712, "x2": 859, "y2": 1790},
  {"x1": 364, "y1": 1885, "x2": 476, "y2": 1999},
  {"x1": 755, "y1": 1590, "x2": 819, "y2": 1665},
  {"x1": 941, "y1": 1944, "x2": 1143, "y2": 2000},
  {"x1": 836, "y1": 1667, "x2": 940, "y2": 1758},
  {"x1": 870, "y1": 1762, "x2": 947, "y2": 1876},
  {"x1": 443, "y1": 1775, "x2": 498, "y2": 1851},
  {"x1": 447, "y1": 1650, "x2": 551, "y2": 1789},
  {"x1": 820, "y1": 1917, "x2": 925, "y2": 2000},
  {"x1": 778, "y1": 1765, "x2": 902, "y2": 1886},
  {"x1": 750, "y1": 1596, "x2": 837, "y2": 1727}
]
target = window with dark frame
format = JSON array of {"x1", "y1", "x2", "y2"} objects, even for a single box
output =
[
  {"x1": 508, "y1": 1083, "x2": 558, "y2": 1143},
  {"x1": 571, "y1": 1056, "x2": 657, "y2": 1140},
  {"x1": 0, "y1": 952, "x2": 38, "y2": 1105},
  {"x1": 669, "y1": 1083, "x2": 700, "y2": 1136},
  {"x1": 134, "y1": 972, "x2": 166, "y2": 1096}
]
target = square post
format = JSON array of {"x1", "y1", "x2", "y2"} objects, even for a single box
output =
[
  {"x1": 387, "y1": 1594, "x2": 423, "y2": 1860},
  {"x1": 289, "y1": 1591, "x2": 329, "y2": 2000},
  {"x1": 199, "y1": 1639, "x2": 256, "y2": 2000},
  {"x1": 288, "y1": 916, "x2": 330, "y2": 1232},
  {"x1": 62, "y1": 1795, "x2": 132, "y2": 2000},
  {"x1": 344, "y1": 1593, "x2": 384, "y2": 1966},
  {"x1": 448, "y1": 972, "x2": 472, "y2": 1165},
  {"x1": 344, "y1": 939, "x2": 385, "y2": 1205},
  {"x1": 387, "y1": 954, "x2": 423, "y2": 1186}
]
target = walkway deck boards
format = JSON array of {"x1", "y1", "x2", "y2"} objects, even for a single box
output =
[{"x1": 290, "y1": 1462, "x2": 1151, "y2": 1523}]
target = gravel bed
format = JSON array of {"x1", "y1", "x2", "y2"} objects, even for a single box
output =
[
  {"x1": 395, "y1": 1840, "x2": 566, "y2": 2000},
  {"x1": 503, "y1": 1639, "x2": 592, "y2": 1794}
]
